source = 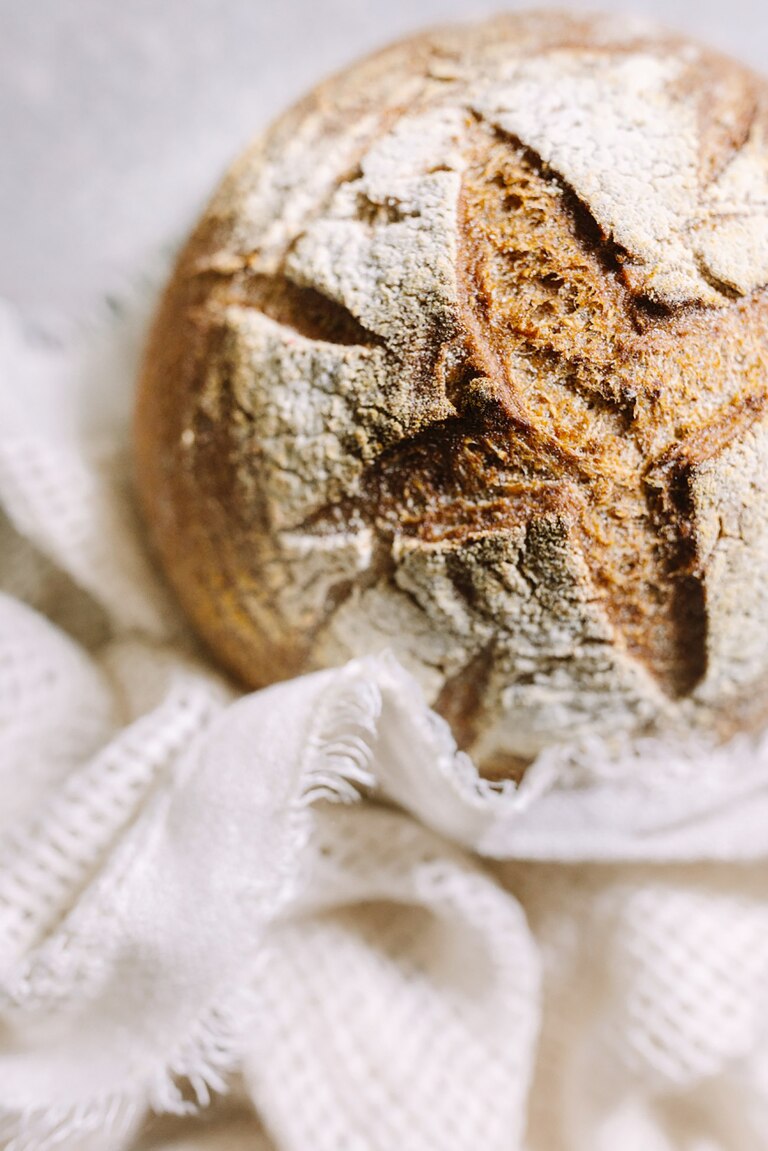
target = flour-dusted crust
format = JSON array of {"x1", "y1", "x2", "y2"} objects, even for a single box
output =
[{"x1": 136, "y1": 12, "x2": 768, "y2": 772}]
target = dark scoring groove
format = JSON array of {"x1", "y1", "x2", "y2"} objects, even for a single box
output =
[
  {"x1": 215, "y1": 272, "x2": 385, "y2": 347},
  {"x1": 290, "y1": 407, "x2": 577, "y2": 545},
  {"x1": 644, "y1": 462, "x2": 709, "y2": 698},
  {"x1": 692, "y1": 251, "x2": 742, "y2": 302},
  {"x1": 456, "y1": 122, "x2": 720, "y2": 698},
  {"x1": 477, "y1": 120, "x2": 641, "y2": 302},
  {"x1": 479, "y1": 117, "x2": 736, "y2": 319},
  {"x1": 434, "y1": 641, "x2": 497, "y2": 752}
]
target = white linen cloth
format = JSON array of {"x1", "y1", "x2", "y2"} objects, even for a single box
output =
[{"x1": 1, "y1": 292, "x2": 768, "y2": 1151}]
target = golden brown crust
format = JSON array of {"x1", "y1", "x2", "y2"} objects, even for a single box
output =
[
  {"x1": 457, "y1": 123, "x2": 768, "y2": 697},
  {"x1": 136, "y1": 11, "x2": 768, "y2": 769}
]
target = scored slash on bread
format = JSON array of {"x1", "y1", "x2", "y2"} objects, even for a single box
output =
[{"x1": 135, "y1": 11, "x2": 768, "y2": 773}]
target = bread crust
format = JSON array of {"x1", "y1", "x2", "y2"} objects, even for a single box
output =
[{"x1": 135, "y1": 12, "x2": 768, "y2": 770}]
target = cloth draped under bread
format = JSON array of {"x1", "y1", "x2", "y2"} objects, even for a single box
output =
[{"x1": 1, "y1": 294, "x2": 768, "y2": 1151}]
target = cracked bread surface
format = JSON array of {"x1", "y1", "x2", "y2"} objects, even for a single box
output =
[{"x1": 135, "y1": 11, "x2": 768, "y2": 772}]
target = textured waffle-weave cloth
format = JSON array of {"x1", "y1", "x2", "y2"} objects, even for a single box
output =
[{"x1": 1, "y1": 297, "x2": 768, "y2": 1151}]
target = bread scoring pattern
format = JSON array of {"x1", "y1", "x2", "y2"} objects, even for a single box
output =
[{"x1": 136, "y1": 13, "x2": 768, "y2": 770}]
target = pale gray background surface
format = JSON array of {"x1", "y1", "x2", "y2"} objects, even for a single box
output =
[{"x1": 2, "y1": 0, "x2": 767, "y2": 334}]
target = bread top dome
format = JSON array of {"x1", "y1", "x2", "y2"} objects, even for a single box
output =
[{"x1": 136, "y1": 12, "x2": 768, "y2": 773}]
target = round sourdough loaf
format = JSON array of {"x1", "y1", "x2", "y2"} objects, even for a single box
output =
[{"x1": 136, "y1": 11, "x2": 768, "y2": 774}]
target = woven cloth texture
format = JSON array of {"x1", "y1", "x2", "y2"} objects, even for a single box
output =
[{"x1": 1, "y1": 294, "x2": 768, "y2": 1151}]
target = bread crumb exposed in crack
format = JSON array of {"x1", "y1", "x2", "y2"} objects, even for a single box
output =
[{"x1": 136, "y1": 11, "x2": 768, "y2": 772}]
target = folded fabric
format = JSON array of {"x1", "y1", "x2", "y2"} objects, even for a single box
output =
[{"x1": 1, "y1": 298, "x2": 768, "y2": 1151}]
